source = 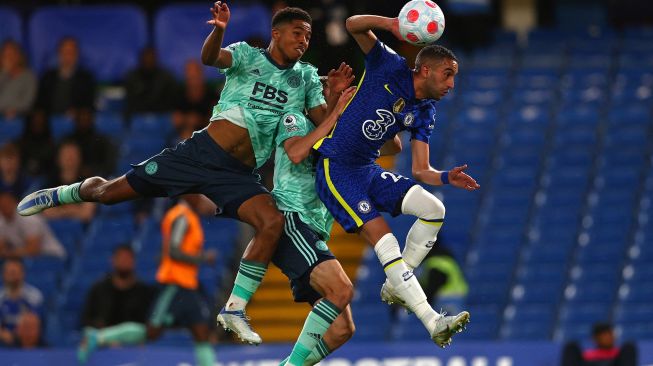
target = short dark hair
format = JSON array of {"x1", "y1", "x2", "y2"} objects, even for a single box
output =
[
  {"x1": 592, "y1": 322, "x2": 613, "y2": 336},
  {"x1": 271, "y1": 7, "x2": 312, "y2": 28},
  {"x1": 415, "y1": 45, "x2": 458, "y2": 69},
  {"x1": 113, "y1": 244, "x2": 134, "y2": 256},
  {"x1": 2, "y1": 257, "x2": 25, "y2": 271}
]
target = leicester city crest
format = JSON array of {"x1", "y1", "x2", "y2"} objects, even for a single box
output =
[
  {"x1": 287, "y1": 75, "x2": 301, "y2": 88},
  {"x1": 315, "y1": 240, "x2": 329, "y2": 251},
  {"x1": 145, "y1": 161, "x2": 158, "y2": 175}
]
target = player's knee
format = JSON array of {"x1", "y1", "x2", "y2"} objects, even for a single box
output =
[
  {"x1": 427, "y1": 195, "x2": 445, "y2": 220},
  {"x1": 261, "y1": 211, "x2": 284, "y2": 238},
  {"x1": 403, "y1": 185, "x2": 445, "y2": 220},
  {"x1": 83, "y1": 177, "x2": 110, "y2": 203},
  {"x1": 326, "y1": 281, "x2": 353, "y2": 310},
  {"x1": 331, "y1": 318, "x2": 355, "y2": 344}
]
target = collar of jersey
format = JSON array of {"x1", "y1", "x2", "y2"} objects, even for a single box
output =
[{"x1": 263, "y1": 50, "x2": 295, "y2": 70}]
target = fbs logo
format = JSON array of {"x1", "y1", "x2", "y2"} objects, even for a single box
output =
[
  {"x1": 402, "y1": 271, "x2": 414, "y2": 282},
  {"x1": 426, "y1": 240, "x2": 436, "y2": 248}
]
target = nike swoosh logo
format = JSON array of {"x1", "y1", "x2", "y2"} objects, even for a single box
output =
[{"x1": 384, "y1": 83, "x2": 394, "y2": 95}]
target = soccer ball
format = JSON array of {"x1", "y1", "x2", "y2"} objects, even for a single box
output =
[{"x1": 398, "y1": 0, "x2": 445, "y2": 46}]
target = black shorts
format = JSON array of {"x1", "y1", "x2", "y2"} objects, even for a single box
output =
[
  {"x1": 271, "y1": 211, "x2": 336, "y2": 305},
  {"x1": 126, "y1": 129, "x2": 268, "y2": 218},
  {"x1": 148, "y1": 285, "x2": 211, "y2": 327}
]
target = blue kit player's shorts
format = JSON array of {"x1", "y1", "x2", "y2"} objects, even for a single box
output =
[{"x1": 315, "y1": 157, "x2": 417, "y2": 233}]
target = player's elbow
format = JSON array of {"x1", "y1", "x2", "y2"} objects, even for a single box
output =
[
  {"x1": 345, "y1": 16, "x2": 359, "y2": 34},
  {"x1": 288, "y1": 149, "x2": 307, "y2": 164},
  {"x1": 412, "y1": 169, "x2": 427, "y2": 183},
  {"x1": 200, "y1": 52, "x2": 214, "y2": 66}
]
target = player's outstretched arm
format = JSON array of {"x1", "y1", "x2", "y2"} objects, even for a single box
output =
[
  {"x1": 201, "y1": 1, "x2": 233, "y2": 68},
  {"x1": 345, "y1": 15, "x2": 402, "y2": 54},
  {"x1": 411, "y1": 140, "x2": 480, "y2": 190},
  {"x1": 284, "y1": 86, "x2": 356, "y2": 164}
]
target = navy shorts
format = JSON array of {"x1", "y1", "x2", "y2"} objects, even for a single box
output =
[
  {"x1": 271, "y1": 211, "x2": 336, "y2": 305},
  {"x1": 148, "y1": 285, "x2": 211, "y2": 327},
  {"x1": 315, "y1": 157, "x2": 416, "y2": 233},
  {"x1": 126, "y1": 129, "x2": 268, "y2": 218}
]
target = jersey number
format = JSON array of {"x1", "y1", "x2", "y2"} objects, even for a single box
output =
[
  {"x1": 362, "y1": 109, "x2": 395, "y2": 141},
  {"x1": 381, "y1": 172, "x2": 407, "y2": 183}
]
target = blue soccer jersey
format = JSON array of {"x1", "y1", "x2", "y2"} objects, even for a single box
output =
[{"x1": 314, "y1": 41, "x2": 437, "y2": 164}]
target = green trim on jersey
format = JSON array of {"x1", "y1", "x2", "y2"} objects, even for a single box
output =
[
  {"x1": 272, "y1": 111, "x2": 334, "y2": 241},
  {"x1": 210, "y1": 42, "x2": 325, "y2": 168}
]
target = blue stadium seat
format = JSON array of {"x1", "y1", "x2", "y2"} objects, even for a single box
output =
[
  {"x1": 350, "y1": 303, "x2": 391, "y2": 341},
  {"x1": 517, "y1": 264, "x2": 566, "y2": 285},
  {"x1": 565, "y1": 284, "x2": 616, "y2": 304},
  {"x1": 458, "y1": 305, "x2": 501, "y2": 340},
  {"x1": 25, "y1": 257, "x2": 66, "y2": 274},
  {"x1": 28, "y1": 6, "x2": 147, "y2": 82},
  {"x1": 151, "y1": 330, "x2": 193, "y2": 347},
  {"x1": 129, "y1": 113, "x2": 174, "y2": 137},
  {"x1": 0, "y1": 116, "x2": 24, "y2": 144},
  {"x1": 558, "y1": 303, "x2": 611, "y2": 326},
  {"x1": 618, "y1": 283, "x2": 653, "y2": 303},
  {"x1": 48, "y1": 219, "x2": 84, "y2": 255},
  {"x1": 50, "y1": 114, "x2": 75, "y2": 140},
  {"x1": 614, "y1": 304, "x2": 653, "y2": 325},
  {"x1": 95, "y1": 112, "x2": 124, "y2": 140},
  {"x1": 0, "y1": 7, "x2": 22, "y2": 44},
  {"x1": 154, "y1": 3, "x2": 270, "y2": 78},
  {"x1": 466, "y1": 281, "x2": 509, "y2": 306},
  {"x1": 511, "y1": 284, "x2": 562, "y2": 305}
]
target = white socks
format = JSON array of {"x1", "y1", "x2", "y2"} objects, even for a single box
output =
[
  {"x1": 374, "y1": 233, "x2": 440, "y2": 326},
  {"x1": 401, "y1": 185, "x2": 445, "y2": 270}
]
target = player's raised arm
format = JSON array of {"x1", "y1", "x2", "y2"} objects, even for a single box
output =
[
  {"x1": 201, "y1": 1, "x2": 233, "y2": 68},
  {"x1": 345, "y1": 15, "x2": 402, "y2": 54},
  {"x1": 411, "y1": 139, "x2": 480, "y2": 190},
  {"x1": 285, "y1": 86, "x2": 356, "y2": 164},
  {"x1": 307, "y1": 62, "x2": 354, "y2": 127}
]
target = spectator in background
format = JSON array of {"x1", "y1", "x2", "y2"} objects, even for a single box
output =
[
  {"x1": 78, "y1": 195, "x2": 216, "y2": 365},
  {"x1": 0, "y1": 143, "x2": 33, "y2": 198},
  {"x1": 561, "y1": 323, "x2": 638, "y2": 366},
  {"x1": 124, "y1": 47, "x2": 177, "y2": 116},
  {"x1": 0, "y1": 190, "x2": 66, "y2": 259},
  {"x1": 17, "y1": 111, "x2": 55, "y2": 177},
  {"x1": 63, "y1": 108, "x2": 115, "y2": 176},
  {"x1": 418, "y1": 243, "x2": 468, "y2": 315},
  {"x1": 42, "y1": 140, "x2": 96, "y2": 223},
  {"x1": 12, "y1": 311, "x2": 45, "y2": 348},
  {"x1": 172, "y1": 60, "x2": 216, "y2": 140},
  {"x1": 0, "y1": 258, "x2": 44, "y2": 346},
  {"x1": 36, "y1": 37, "x2": 96, "y2": 116},
  {"x1": 0, "y1": 40, "x2": 37, "y2": 119},
  {"x1": 82, "y1": 245, "x2": 154, "y2": 329}
]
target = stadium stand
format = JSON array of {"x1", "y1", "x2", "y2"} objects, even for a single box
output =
[
  {"x1": 0, "y1": 2, "x2": 652, "y2": 350},
  {"x1": 28, "y1": 6, "x2": 148, "y2": 82}
]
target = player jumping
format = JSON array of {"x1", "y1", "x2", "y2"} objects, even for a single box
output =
[
  {"x1": 17, "y1": 2, "x2": 335, "y2": 345},
  {"x1": 312, "y1": 14, "x2": 480, "y2": 347}
]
